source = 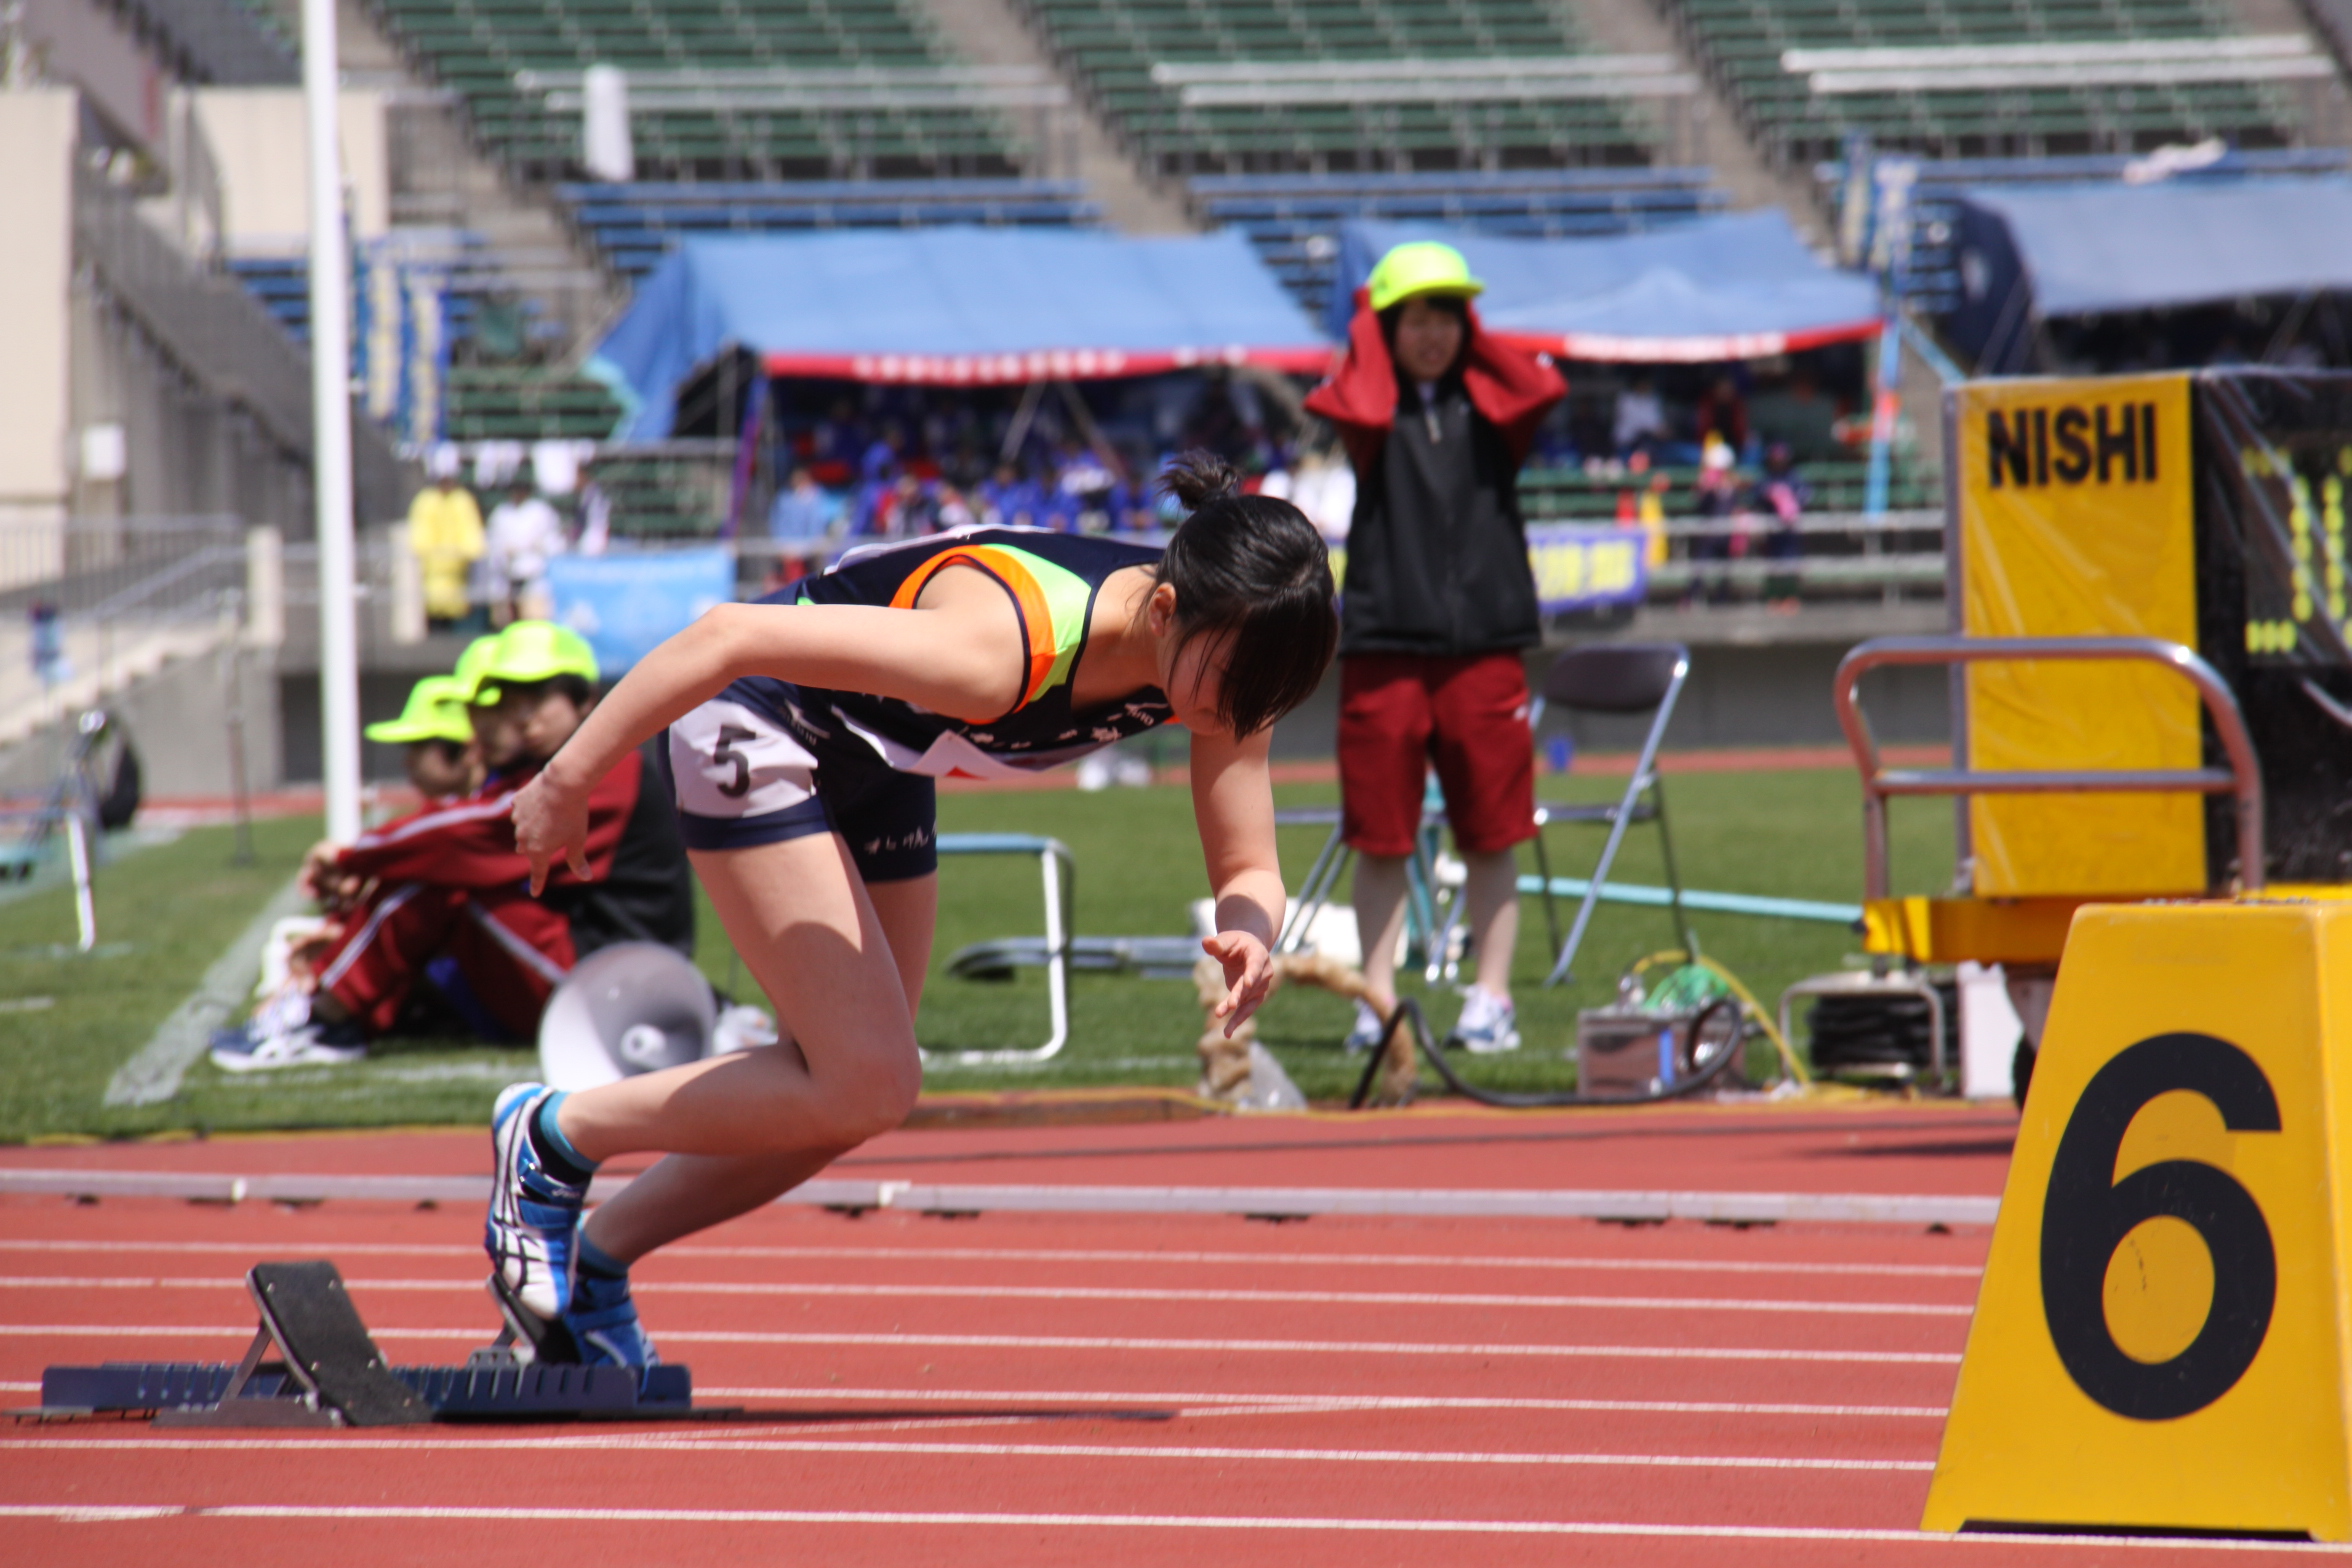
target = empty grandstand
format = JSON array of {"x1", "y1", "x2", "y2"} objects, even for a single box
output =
[
  {"x1": 1664, "y1": 0, "x2": 2321, "y2": 164},
  {"x1": 1017, "y1": 0, "x2": 1685, "y2": 174},
  {"x1": 365, "y1": 0, "x2": 1047, "y2": 180},
  {"x1": 559, "y1": 176, "x2": 1101, "y2": 276},
  {"x1": 1197, "y1": 166, "x2": 1724, "y2": 314}
]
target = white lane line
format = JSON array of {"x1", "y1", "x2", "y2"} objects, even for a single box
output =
[
  {"x1": 0, "y1": 1275, "x2": 1973, "y2": 1317},
  {"x1": 605, "y1": 1440, "x2": 1935, "y2": 1472},
  {"x1": 0, "y1": 1238, "x2": 1984, "y2": 1279},
  {"x1": 0, "y1": 1506, "x2": 183, "y2": 1521},
  {"x1": 689, "y1": 1386, "x2": 1952, "y2": 1418},
  {"x1": 0, "y1": 1323, "x2": 1963, "y2": 1362},
  {"x1": 0, "y1": 1503, "x2": 2336, "y2": 1552},
  {"x1": 0, "y1": 1435, "x2": 1930, "y2": 1471}
]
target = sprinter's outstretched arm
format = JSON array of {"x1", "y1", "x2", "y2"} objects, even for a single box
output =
[{"x1": 1189, "y1": 721, "x2": 1281, "y2": 1034}]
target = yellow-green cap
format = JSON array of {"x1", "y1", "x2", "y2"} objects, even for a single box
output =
[
  {"x1": 469, "y1": 620, "x2": 599, "y2": 705},
  {"x1": 364, "y1": 676, "x2": 477, "y2": 746},
  {"x1": 1366, "y1": 241, "x2": 1484, "y2": 314},
  {"x1": 451, "y1": 634, "x2": 501, "y2": 703}
]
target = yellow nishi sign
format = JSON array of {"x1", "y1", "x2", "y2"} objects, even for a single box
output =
[
  {"x1": 1956, "y1": 373, "x2": 2204, "y2": 896},
  {"x1": 1922, "y1": 901, "x2": 2352, "y2": 1539}
]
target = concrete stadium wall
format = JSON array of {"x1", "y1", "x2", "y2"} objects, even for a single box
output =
[
  {"x1": 194, "y1": 88, "x2": 391, "y2": 256},
  {"x1": 0, "y1": 645, "x2": 280, "y2": 800},
  {"x1": 0, "y1": 91, "x2": 77, "y2": 547},
  {"x1": 277, "y1": 670, "x2": 454, "y2": 785}
]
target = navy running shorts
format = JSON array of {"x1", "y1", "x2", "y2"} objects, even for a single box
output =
[{"x1": 667, "y1": 678, "x2": 938, "y2": 882}]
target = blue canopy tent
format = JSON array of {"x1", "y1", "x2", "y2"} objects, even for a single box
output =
[
  {"x1": 1328, "y1": 212, "x2": 1882, "y2": 361},
  {"x1": 1947, "y1": 179, "x2": 2352, "y2": 373},
  {"x1": 591, "y1": 227, "x2": 1334, "y2": 440}
]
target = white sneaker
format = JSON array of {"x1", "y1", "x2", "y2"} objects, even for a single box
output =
[
  {"x1": 1343, "y1": 998, "x2": 1386, "y2": 1054},
  {"x1": 207, "y1": 1015, "x2": 368, "y2": 1072},
  {"x1": 1452, "y1": 988, "x2": 1521, "y2": 1055}
]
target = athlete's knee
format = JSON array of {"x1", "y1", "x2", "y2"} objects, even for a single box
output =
[{"x1": 809, "y1": 1046, "x2": 921, "y2": 1145}]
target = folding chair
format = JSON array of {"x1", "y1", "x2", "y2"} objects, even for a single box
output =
[{"x1": 1531, "y1": 642, "x2": 1698, "y2": 987}]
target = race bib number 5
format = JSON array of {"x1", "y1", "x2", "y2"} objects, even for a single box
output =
[{"x1": 669, "y1": 700, "x2": 820, "y2": 819}]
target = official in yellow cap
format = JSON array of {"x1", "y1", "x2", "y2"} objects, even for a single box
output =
[
  {"x1": 1302, "y1": 238, "x2": 1567, "y2": 1058},
  {"x1": 364, "y1": 675, "x2": 486, "y2": 802}
]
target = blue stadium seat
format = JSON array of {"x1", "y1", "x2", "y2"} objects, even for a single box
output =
[
  {"x1": 555, "y1": 179, "x2": 1102, "y2": 276},
  {"x1": 1191, "y1": 167, "x2": 1727, "y2": 313}
]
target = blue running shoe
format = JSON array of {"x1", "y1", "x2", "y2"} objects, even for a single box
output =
[
  {"x1": 564, "y1": 1268, "x2": 659, "y2": 1369},
  {"x1": 485, "y1": 1083, "x2": 588, "y2": 1324}
]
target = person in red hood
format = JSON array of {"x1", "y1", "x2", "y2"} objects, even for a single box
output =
[{"x1": 1303, "y1": 241, "x2": 1566, "y2": 1057}]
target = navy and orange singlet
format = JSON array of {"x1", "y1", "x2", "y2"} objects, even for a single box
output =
[{"x1": 667, "y1": 528, "x2": 1172, "y2": 879}]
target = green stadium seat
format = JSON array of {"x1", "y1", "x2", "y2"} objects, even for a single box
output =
[{"x1": 1661, "y1": 0, "x2": 2301, "y2": 160}]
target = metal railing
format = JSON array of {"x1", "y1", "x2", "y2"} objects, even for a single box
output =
[
  {"x1": 1833, "y1": 635, "x2": 2267, "y2": 899},
  {"x1": 1647, "y1": 510, "x2": 1947, "y2": 600},
  {"x1": 0, "y1": 518, "x2": 249, "y2": 619}
]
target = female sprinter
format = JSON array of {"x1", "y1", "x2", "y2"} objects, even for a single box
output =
[{"x1": 488, "y1": 453, "x2": 1338, "y2": 1364}]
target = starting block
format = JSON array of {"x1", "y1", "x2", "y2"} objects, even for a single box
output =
[
  {"x1": 29, "y1": 1260, "x2": 698, "y2": 1426},
  {"x1": 1923, "y1": 901, "x2": 2352, "y2": 1540}
]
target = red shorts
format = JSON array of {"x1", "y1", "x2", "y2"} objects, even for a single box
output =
[{"x1": 1338, "y1": 651, "x2": 1536, "y2": 858}]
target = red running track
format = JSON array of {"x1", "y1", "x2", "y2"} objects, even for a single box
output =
[{"x1": 2, "y1": 1106, "x2": 2338, "y2": 1564}]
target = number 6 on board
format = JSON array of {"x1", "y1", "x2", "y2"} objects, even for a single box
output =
[{"x1": 1924, "y1": 903, "x2": 2352, "y2": 1540}]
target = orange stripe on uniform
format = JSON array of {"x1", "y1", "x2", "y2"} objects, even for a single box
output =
[{"x1": 888, "y1": 547, "x2": 1058, "y2": 710}]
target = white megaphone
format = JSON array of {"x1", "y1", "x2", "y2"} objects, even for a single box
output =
[{"x1": 537, "y1": 942, "x2": 721, "y2": 1091}]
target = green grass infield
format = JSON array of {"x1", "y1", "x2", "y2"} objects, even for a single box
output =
[{"x1": 0, "y1": 765, "x2": 1956, "y2": 1142}]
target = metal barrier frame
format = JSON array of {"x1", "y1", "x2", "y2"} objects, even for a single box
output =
[
  {"x1": 1832, "y1": 635, "x2": 2267, "y2": 900},
  {"x1": 923, "y1": 833, "x2": 1073, "y2": 1066}
]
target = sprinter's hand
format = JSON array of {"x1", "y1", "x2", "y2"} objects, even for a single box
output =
[
  {"x1": 510, "y1": 771, "x2": 591, "y2": 896},
  {"x1": 1202, "y1": 929, "x2": 1273, "y2": 1036}
]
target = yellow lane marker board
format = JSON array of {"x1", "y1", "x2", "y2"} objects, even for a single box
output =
[{"x1": 1923, "y1": 902, "x2": 2352, "y2": 1540}]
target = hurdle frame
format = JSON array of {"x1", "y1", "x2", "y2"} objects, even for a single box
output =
[{"x1": 924, "y1": 832, "x2": 1074, "y2": 1065}]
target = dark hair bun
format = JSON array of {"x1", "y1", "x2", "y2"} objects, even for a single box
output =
[{"x1": 1159, "y1": 450, "x2": 1241, "y2": 510}]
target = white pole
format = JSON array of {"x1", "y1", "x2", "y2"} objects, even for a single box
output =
[
  {"x1": 302, "y1": 0, "x2": 362, "y2": 844},
  {"x1": 64, "y1": 812, "x2": 95, "y2": 953}
]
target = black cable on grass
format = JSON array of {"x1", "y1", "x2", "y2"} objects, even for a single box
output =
[{"x1": 1349, "y1": 996, "x2": 1748, "y2": 1111}]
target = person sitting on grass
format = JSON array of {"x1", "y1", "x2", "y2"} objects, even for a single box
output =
[
  {"x1": 376, "y1": 674, "x2": 486, "y2": 802},
  {"x1": 485, "y1": 452, "x2": 1337, "y2": 1368},
  {"x1": 208, "y1": 623, "x2": 694, "y2": 1073},
  {"x1": 275, "y1": 643, "x2": 502, "y2": 1003}
]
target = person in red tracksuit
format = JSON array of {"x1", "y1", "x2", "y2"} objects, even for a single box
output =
[{"x1": 210, "y1": 623, "x2": 690, "y2": 1071}]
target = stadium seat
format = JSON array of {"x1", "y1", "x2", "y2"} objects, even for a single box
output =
[
  {"x1": 1189, "y1": 166, "x2": 1725, "y2": 314},
  {"x1": 1015, "y1": 0, "x2": 1666, "y2": 174},
  {"x1": 553, "y1": 179, "x2": 1103, "y2": 277},
  {"x1": 1658, "y1": 0, "x2": 2304, "y2": 164},
  {"x1": 369, "y1": 0, "x2": 1028, "y2": 179}
]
